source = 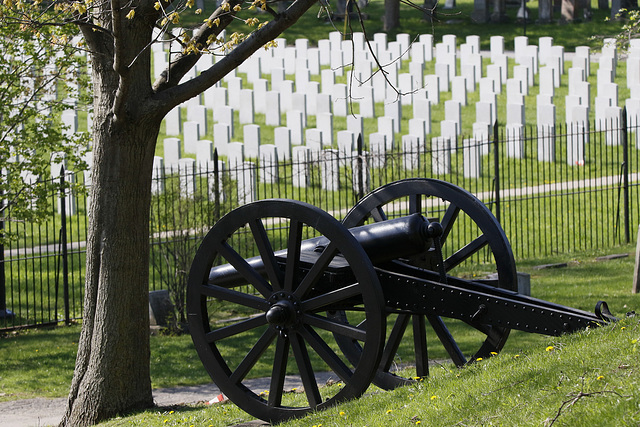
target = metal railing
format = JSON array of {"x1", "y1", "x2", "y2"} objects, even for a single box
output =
[{"x1": 2, "y1": 117, "x2": 639, "y2": 330}]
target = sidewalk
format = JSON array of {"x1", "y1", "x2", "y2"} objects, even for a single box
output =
[
  {"x1": 0, "y1": 373, "x2": 336, "y2": 427},
  {"x1": 0, "y1": 382, "x2": 245, "y2": 427}
]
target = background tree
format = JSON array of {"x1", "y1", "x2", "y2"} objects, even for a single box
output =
[
  {"x1": 0, "y1": 18, "x2": 88, "y2": 239},
  {"x1": 1, "y1": 0, "x2": 323, "y2": 425}
]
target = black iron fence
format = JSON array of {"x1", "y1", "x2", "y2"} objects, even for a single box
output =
[{"x1": 2, "y1": 117, "x2": 640, "y2": 329}]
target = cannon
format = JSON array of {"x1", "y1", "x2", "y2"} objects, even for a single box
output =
[{"x1": 187, "y1": 178, "x2": 617, "y2": 423}]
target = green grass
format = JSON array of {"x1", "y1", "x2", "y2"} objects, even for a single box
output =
[
  {"x1": 1, "y1": 244, "x2": 639, "y2": 424},
  {"x1": 177, "y1": 0, "x2": 626, "y2": 50},
  {"x1": 94, "y1": 315, "x2": 640, "y2": 426}
]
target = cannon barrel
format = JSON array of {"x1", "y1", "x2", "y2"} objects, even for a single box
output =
[{"x1": 208, "y1": 213, "x2": 436, "y2": 287}]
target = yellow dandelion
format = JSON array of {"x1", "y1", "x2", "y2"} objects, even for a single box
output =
[
  {"x1": 545, "y1": 346, "x2": 554, "y2": 352},
  {"x1": 597, "y1": 375, "x2": 604, "y2": 380},
  {"x1": 430, "y1": 395, "x2": 437, "y2": 400},
  {"x1": 386, "y1": 409, "x2": 393, "y2": 414},
  {"x1": 125, "y1": 9, "x2": 135, "y2": 19},
  {"x1": 621, "y1": 326, "x2": 626, "y2": 330},
  {"x1": 490, "y1": 351, "x2": 498, "y2": 355},
  {"x1": 168, "y1": 411, "x2": 174, "y2": 414},
  {"x1": 476, "y1": 357, "x2": 483, "y2": 361},
  {"x1": 339, "y1": 411, "x2": 346, "y2": 416},
  {"x1": 416, "y1": 422, "x2": 421, "y2": 425},
  {"x1": 514, "y1": 354, "x2": 520, "y2": 358}
]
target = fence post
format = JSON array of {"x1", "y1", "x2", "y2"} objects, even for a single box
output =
[
  {"x1": 60, "y1": 167, "x2": 71, "y2": 325},
  {"x1": 0, "y1": 193, "x2": 11, "y2": 319},
  {"x1": 622, "y1": 107, "x2": 630, "y2": 244},
  {"x1": 213, "y1": 148, "x2": 220, "y2": 221},
  {"x1": 493, "y1": 121, "x2": 501, "y2": 223},
  {"x1": 356, "y1": 134, "x2": 364, "y2": 201}
]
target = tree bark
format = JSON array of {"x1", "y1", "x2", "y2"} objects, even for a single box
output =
[
  {"x1": 60, "y1": 120, "x2": 160, "y2": 426},
  {"x1": 60, "y1": 6, "x2": 161, "y2": 425}
]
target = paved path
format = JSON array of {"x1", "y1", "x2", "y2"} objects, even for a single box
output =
[{"x1": 0, "y1": 373, "x2": 337, "y2": 427}]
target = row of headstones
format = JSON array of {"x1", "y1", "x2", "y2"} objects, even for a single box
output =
[
  {"x1": 150, "y1": 134, "x2": 491, "y2": 205},
  {"x1": 157, "y1": 31, "x2": 639, "y2": 171},
  {"x1": 56, "y1": 28, "x2": 637, "y2": 164},
  {"x1": 152, "y1": 116, "x2": 618, "y2": 206}
]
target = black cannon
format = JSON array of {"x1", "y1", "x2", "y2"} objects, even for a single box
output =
[{"x1": 187, "y1": 178, "x2": 616, "y2": 422}]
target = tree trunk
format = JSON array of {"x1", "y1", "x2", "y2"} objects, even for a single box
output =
[
  {"x1": 60, "y1": 15, "x2": 161, "y2": 425},
  {"x1": 383, "y1": 0, "x2": 400, "y2": 31},
  {"x1": 60, "y1": 117, "x2": 160, "y2": 426}
]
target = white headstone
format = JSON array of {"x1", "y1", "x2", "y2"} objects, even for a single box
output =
[
  {"x1": 164, "y1": 137, "x2": 181, "y2": 169},
  {"x1": 432, "y1": 137, "x2": 451, "y2": 175},
  {"x1": 178, "y1": 158, "x2": 196, "y2": 198},
  {"x1": 320, "y1": 149, "x2": 340, "y2": 191},
  {"x1": 265, "y1": 91, "x2": 282, "y2": 126},
  {"x1": 506, "y1": 124, "x2": 524, "y2": 158},
  {"x1": 196, "y1": 140, "x2": 214, "y2": 168},
  {"x1": 286, "y1": 110, "x2": 304, "y2": 145},
  {"x1": 292, "y1": 146, "x2": 309, "y2": 188},
  {"x1": 243, "y1": 124, "x2": 261, "y2": 158},
  {"x1": 239, "y1": 89, "x2": 255, "y2": 124},
  {"x1": 402, "y1": 135, "x2": 420, "y2": 170},
  {"x1": 259, "y1": 144, "x2": 279, "y2": 184},
  {"x1": 212, "y1": 122, "x2": 231, "y2": 157},
  {"x1": 183, "y1": 121, "x2": 200, "y2": 154},
  {"x1": 462, "y1": 138, "x2": 482, "y2": 178},
  {"x1": 274, "y1": 127, "x2": 291, "y2": 161}
]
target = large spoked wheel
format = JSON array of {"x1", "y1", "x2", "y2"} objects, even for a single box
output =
[
  {"x1": 187, "y1": 199, "x2": 385, "y2": 423},
  {"x1": 333, "y1": 178, "x2": 517, "y2": 390}
]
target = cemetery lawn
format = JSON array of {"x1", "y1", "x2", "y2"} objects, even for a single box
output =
[
  {"x1": 98, "y1": 307, "x2": 640, "y2": 426},
  {"x1": 0, "y1": 245, "x2": 639, "y2": 420},
  {"x1": 180, "y1": 0, "x2": 625, "y2": 51}
]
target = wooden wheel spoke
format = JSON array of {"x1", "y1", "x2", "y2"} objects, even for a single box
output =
[
  {"x1": 215, "y1": 241, "x2": 273, "y2": 298},
  {"x1": 440, "y1": 203, "x2": 460, "y2": 243},
  {"x1": 426, "y1": 315, "x2": 467, "y2": 367},
  {"x1": 284, "y1": 219, "x2": 303, "y2": 292},
  {"x1": 293, "y1": 242, "x2": 339, "y2": 298},
  {"x1": 200, "y1": 284, "x2": 269, "y2": 311},
  {"x1": 412, "y1": 315, "x2": 429, "y2": 377},
  {"x1": 290, "y1": 333, "x2": 322, "y2": 408},
  {"x1": 370, "y1": 205, "x2": 387, "y2": 222},
  {"x1": 444, "y1": 234, "x2": 488, "y2": 271},
  {"x1": 230, "y1": 328, "x2": 277, "y2": 384},
  {"x1": 299, "y1": 325, "x2": 353, "y2": 383},
  {"x1": 205, "y1": 315, "x2": 267, "y2": 343},
  {"x1": 301, "y1": 284, "x2": 361, "y2": 312},
  {"x1": 408, "y1": 193, "x2": 422, "y2": 214},
  {"x1": 268, "y1": 335, "x2": 290, "y2": 407},
  {"x1": 249, "y1": 218, "x2": 284, "y2": 291},
  {"x1": 302, "y1": 313, "x2": 367, "y2": 341},
  {"x1": 379, "y1": 314, "x2": 411, "y2": 372}
]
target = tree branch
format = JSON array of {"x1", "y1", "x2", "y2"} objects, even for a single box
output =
[
  {"x1": 151, "y1": 0, "x2": 243, "y2": 93},
  {"x1": 151, "y1": 0, "x2": 319, "y2": 113}
]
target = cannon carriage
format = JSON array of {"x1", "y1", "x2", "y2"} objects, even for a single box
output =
[{"x1": 187, "y1": 178, "x2": 616, "y2": 422}]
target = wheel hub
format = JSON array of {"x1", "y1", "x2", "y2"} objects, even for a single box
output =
[{"x1": 266, "y1": 294, "x2": 301, "y2": 328}]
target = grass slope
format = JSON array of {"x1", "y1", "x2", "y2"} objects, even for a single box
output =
[{"x1": 95, "y1": 316, "x2": 640, "y2": 426}]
